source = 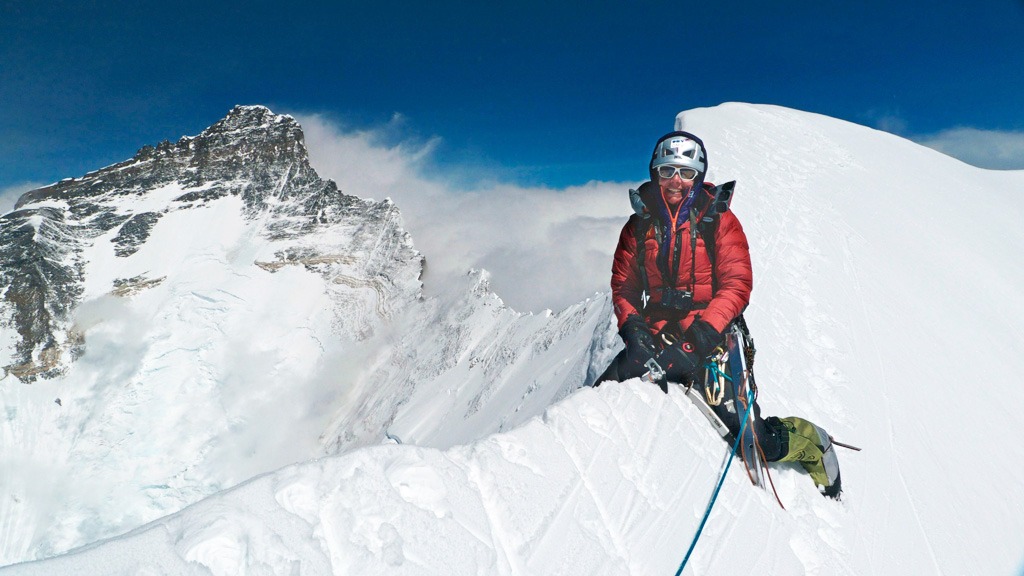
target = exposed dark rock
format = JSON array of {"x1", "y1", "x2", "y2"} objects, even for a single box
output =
[
  {"x1": 0, "y1": 206, "x2": 84, "y2": 380},
  {"x1": 113, "y1": 212, "x2": 162, "y2": 257},
  {"x1": 110, "y1": 275, "x2": 167, "y2": 297}
]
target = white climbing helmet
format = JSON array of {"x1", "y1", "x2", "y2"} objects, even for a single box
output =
[{"x1": 650, "y1": 132, "x2": 707, "y2": 175}]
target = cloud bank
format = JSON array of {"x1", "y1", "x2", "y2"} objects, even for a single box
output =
[
  {"x1": 913, "y1": 128, "x2": 1024, "y2": 170},
  {"x1": 293, "y1": 113, "x2": 639, "y2": 313},
  {"x1": 863, "y1": 111, "x2": 1024, "y2": 171}
]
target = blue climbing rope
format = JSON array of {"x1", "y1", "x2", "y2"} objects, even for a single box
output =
[
  {"x1": 673, "y1": 378, "x2": 754, "y2": 576},
  {"x1": 706, "y1": 361, "x2": 732, "y2": 383}
]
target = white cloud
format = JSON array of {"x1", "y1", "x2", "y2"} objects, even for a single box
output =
[
  {"x1": 293, "y1": 112, "x2": 639, "y2": 313},
  {"x1": 873, "y1": 115, "x2": 910, "y2": 136},
  {"x1": 912, "y1": 127, "x2": 1024, "y2": 170},
  {"x1": 862, "y1": 109, "x2": 910, "y2": 136},
  {"x1": 0, "y1": 182, "x2": 45, "y2": 215}
]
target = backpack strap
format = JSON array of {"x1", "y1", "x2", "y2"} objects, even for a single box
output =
[
  {"x1": 698, "y1": 180, "x2": 734, "y2": 296},
  {"x1": 698, "y1": 216, "x2": 720, "y2": 295},
  {"x1": 633, "y1": 214, "x2": 652, "y2": 311}
]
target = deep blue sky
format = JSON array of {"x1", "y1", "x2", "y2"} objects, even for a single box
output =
[{"x1": 3, "y1": 0, "x2": 1023, "y2": 190}]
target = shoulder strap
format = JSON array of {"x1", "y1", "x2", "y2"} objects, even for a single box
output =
[
  {"x1": 698, "y1": 180, "x2": 734, "y2": 296},
  {"x1": 698, "y1": 216, "x2": 720, "y2": 295},
  {"x1": 633, "y1": 215, "x2": 651, "y2": 310}
]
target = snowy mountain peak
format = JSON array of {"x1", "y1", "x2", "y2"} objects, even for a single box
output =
[
  {"x1": 129, "y1": 105, "x2": 301, "y2": 165},
  {"x1": 205, "y1": 104, "x2": 296, "y2": 133},
  {"x1": 0, "y1": 105, "x2": 421, "y2": 382},
  {"x1": 17, "y1": 105, "x2": 311, "y2": 213}
]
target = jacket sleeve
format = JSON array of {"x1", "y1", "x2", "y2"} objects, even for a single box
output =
[
  {"x1": 610, "y1": 216, "x2": 645, "y2": 330},
  {"x1": 701, "y1": 211, "x2": 752, "y2": 333}
]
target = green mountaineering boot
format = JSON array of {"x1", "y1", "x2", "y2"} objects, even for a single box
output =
[{"x1": 768, "y1": 416, "x2": 842, "y2": 498}]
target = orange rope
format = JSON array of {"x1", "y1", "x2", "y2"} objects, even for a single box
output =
[
  {"x1": 756, "y1": 440, "x2": 786, "y2": 509},
  {"x1": 737, "y1": 366, "x2": 785, "y2": 508}
]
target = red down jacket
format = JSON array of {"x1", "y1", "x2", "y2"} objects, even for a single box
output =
[{"x1": 611, "y1": 182, "x2": 752, "y2": 338}]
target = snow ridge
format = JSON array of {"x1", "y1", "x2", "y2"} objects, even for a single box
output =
[{"x1": 0, "y1": 383, "x2": 840, "y2": 576}]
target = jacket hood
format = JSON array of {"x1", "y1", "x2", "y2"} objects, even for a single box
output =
[
  {"x1": 648, "y1": 131, "x2": 709, "y2": 221},
  {"x1": 635, "y1": 180, "x2": 715, "y2": 226}
]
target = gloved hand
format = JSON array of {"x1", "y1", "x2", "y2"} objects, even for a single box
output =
[
  {"x1": 619, "y1": 315, "x2": 657, "y2": 378},
  {"x1": 652, "y1": 342, "x2": 702, "y2": 390},
  {"x1": 684, "y1": 317, "x2": 723, "y2": 360}
]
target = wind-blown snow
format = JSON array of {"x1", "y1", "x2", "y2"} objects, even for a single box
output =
[{"x1": 3, "y1": 103, "x2": 1024, "y2": 575}]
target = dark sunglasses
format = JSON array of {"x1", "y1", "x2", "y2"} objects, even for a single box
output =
[{"x1": 656, "y1": 165, "x2": 699, "y2": 180}]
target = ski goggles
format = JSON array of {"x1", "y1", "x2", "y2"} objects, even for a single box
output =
[{"x1": 656, "y1": 165, "x2": 699, "y2": 180}]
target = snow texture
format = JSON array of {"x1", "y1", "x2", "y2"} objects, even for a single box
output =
[{"x1": 2, "y1": 103, "x2": 1024, "y2": 575}]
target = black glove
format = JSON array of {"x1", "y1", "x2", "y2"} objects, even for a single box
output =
[
  {"x1": 652, "y1": 342, "x2": 703, "y2": 390},
  {"x1": 619, "y1": 315, "x2": 657, "y2": 378},
  {"x1": 684, "y1": 317, "x2": 723, "y2": 360}
]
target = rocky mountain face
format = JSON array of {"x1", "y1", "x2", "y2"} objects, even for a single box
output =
[{"x1": 0, "y1": 105, "x2": 423, "y2": 381}]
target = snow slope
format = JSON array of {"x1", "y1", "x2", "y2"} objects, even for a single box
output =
[
  {"x1": 680, "y1": 105, "x2": 1024, "y2": 575},
  {"x1": 318, "y1": 270, "x2": 614, "y2": 454},
  {"x1": 0, "y1": 383, "x2": 853, "y2": 575},
  {"x1": 0, "y1": 185, "x2": 419, "y2": 562},
  {"x1": 4, "y1": 103, "x2": 1024, "y2": 575}
]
